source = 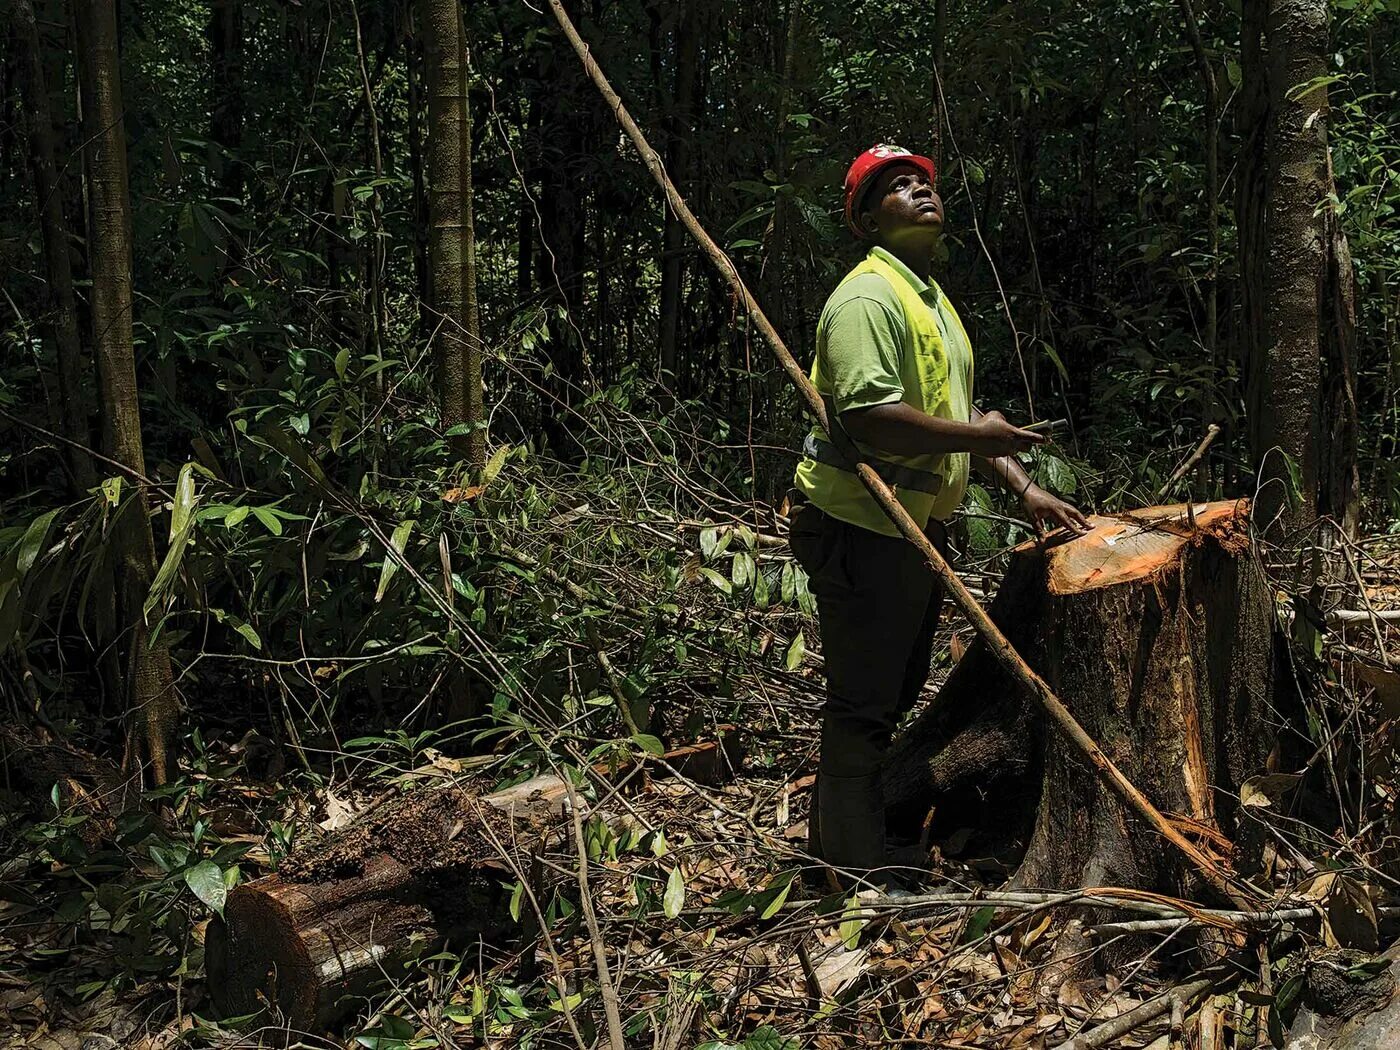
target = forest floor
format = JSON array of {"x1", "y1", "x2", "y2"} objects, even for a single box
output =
[{"x1": 4, "y1": 451, "x2": 1400, "y2": 1049}]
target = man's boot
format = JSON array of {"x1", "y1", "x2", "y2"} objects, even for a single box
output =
[{"x1": 814, "y1": 771, "x2": 886, "y2": 880}]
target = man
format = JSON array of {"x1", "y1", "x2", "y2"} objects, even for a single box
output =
[{"x1": 788, "y1": 144, "x2": 1089, "y2": 881}]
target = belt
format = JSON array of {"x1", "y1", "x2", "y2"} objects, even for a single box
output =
[{"x1": 800, "y1": 432, "x2": 945, "y2": 496}]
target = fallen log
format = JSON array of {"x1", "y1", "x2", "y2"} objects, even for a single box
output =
[
  {"x1": 885, "y1": 501, "x2": 1275, "y2": 899},
  {"x1": 206, "y1": 730, "x2": 741, "y2": 1031},
  {"x1": 1, "y1": 725, "x2": 143, "y2": 850},
  {"x1": 1287, "y1": 944, "x2": 1400, "y2": 1049}
]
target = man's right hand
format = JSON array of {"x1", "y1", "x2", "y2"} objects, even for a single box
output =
[{"x1": 966, "y1": 410, "x2": 1046, "y2": 458}]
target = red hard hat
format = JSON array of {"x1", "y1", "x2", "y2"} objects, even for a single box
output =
[{"x1": 843, "y1": 144, "x2": 937, "y2": 238}]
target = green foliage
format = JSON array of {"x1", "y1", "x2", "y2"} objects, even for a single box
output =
[{"x1": 2, "y1": 1, "x2": 1400, "y2": 1045}]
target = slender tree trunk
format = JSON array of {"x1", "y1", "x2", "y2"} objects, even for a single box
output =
[
  {"x1": 75, "y1": 0, "x2": 179, "y2": 785},
  {"x1": 405, "y1": 6, "x2": 430, "y2": 328},
  {"x1": 516, "y1": 97, "x2": 536, "y2": 300},
  {"x1": 1238, "y1": 0, "x2": 1357, "y2": 559},
  {"x1": 761, "y1": 0, "x2": 803, "y2": 432},
  {"x1": 15, "y1": 0, "x2": 96, "y2": 491},
  {"x1": 1176, "y1": 0, "x2": 1220, "y2": 437},
  {"x1": 932, "y1": 0, "x2": 946, "y2": 166},
  {"x1": 420, "y1": 0, "x2": 486, "y2": 471},
  {"x1": 208, "y1": 0, "x2": 244, "y2": 197},
  {"x1": 657, "y1": 0, "x2": 699, "y2": 390}
]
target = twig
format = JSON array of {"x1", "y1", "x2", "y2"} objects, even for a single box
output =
[
  {"x1": 1156, "y1": 423, "x2": 1222, "y2": 501},
  {"x1": 564, "y1": 780, "x2": 627, "y2": 1050},
  {"x1": 587, "y1": 625, "x2": 644, "y2": 736},
  {"x1": 1327, "y1": 607, "x2": 1400, "y2": 625},
  {"x1": 794, "y1": 940, "x2": 823, "y2": 1006},
  {"x1": 1091, "y1": 903, "x2": 1400, "y2": 937},
  {"x1": 545, "y1": 0, "x2": 1253, "y2": 909},
  {"x1": 1052, "y1": 974, "x2": 1217, "y2": 1050}
]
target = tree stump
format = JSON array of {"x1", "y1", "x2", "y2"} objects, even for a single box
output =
[{"x1": 885, "y1": 500, "x2": 1275, "y2": 897}]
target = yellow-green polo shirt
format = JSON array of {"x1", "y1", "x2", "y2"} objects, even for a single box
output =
[{"x1": 793, "y1": 245, "x2": 974, "y2": 536}]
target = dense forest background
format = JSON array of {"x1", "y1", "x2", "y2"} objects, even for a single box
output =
[{"x1": 3, "y1": 0, "x2": 1400, "y2": 1047}]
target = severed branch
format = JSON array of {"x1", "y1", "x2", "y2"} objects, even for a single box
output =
[
  {"x1": 1156, "y1": 423, "x2": 1222, "y2": 501},
  {"x1": 545, "y1": 0, "x2": 1252, "y2": 907},
  {"x1": 1052, "y1": 973, "x2": 1219, "y2": 1050}
]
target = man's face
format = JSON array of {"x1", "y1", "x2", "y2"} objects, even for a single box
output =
[{"x1": 859, "y1": 162, "x2": 943, "y2": 244}]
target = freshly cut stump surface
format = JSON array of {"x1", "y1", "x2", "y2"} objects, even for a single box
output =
[{"x1": 886, "y1": 500, "x2": 1274, "y2": 899}]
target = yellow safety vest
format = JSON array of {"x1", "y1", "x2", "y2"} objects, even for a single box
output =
[{"x1": 793, "y1": 252, "x2": 974, "y2": 536}]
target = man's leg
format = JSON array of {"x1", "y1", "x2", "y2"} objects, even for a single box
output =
[
  {"x1": 789, "y1": 501, "x2": 938, "y2": 875},
  {"x1": 894, "y1": 521, "x2": 949, "y2": 722}
]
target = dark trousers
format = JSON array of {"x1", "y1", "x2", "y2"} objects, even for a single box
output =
[
  {"x1": 789, "y1": 500, "x2": 947, "y2": 776},
  {"x1": 788, "y1": 496, "x2": 947, "y2": 868}
]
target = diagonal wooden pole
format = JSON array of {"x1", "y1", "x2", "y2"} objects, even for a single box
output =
[{"x1": 545, "y1": 0, "x2": 1251, "y2": 908}]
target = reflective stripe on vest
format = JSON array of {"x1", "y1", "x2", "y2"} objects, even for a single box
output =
[{"x1": 800, "y1": 432, "x2": 944, "y2": 496}]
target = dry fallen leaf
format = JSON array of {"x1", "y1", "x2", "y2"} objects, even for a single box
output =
[
  {"x1": 811, "y1": 945, "x2": 868, "y2": 998},
  {"x1": 442, "y1": 485, "x2": 486, "y2": 503},
  {"x1": 1240, "y1": 772, "x2": 1303, "y2": 808},
  {"x1": 317, "y1": 788, "x2": 360, "y2": 832}
]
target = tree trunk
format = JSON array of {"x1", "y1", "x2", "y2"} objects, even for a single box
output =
[
  {"x1": 207, "y1": 0, "x2": 244, "y2": 197},
  {"x1": 75, "y1": 0, "x2": 179, "y2": 786},
  {"x1": 14, "y1": 0, "x2": 95, "y2": 491},
  {"x1": 657, "y1": 0, "x2": 699, "y2": 390},
  {"x1": 1239, "y1": 0, "x2": 1357, "y2": 557},
  {"x1": 207, "y1": 733, "x2": 739, "y2": 1030},
  {"x1": 405, "y1": 6, "x2": 430, "y2": 329},
  {"x1": 885, "y1": 502, "x2": 1275, "y2": 901},
  {"x1": 420, "y1": 0, "x2": 486, "y2": 471},
  {"x1": 1176, "y1": 0, "x2": 1220, "y2": 438}
]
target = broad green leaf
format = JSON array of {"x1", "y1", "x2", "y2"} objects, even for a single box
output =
[
  {"x1": 699, "y1": 567, "x2": 731, "y2": 595},
  {"x1": 631, "y1": 733, "x2": 665, "y2": 756},
  {"x1": 184, "y1": 859, "x2": 227, "y2": 917},
  {"x1": 375, "y1": 520, "x2": 416, "y2": 603},
  {"x1": 442, "y1": 1004, "x2": 473, "y2": 1025},
  {"x1": 480, "y1": 444, "x2": 510, "y2": 486},
  {"x1": 251, "y1": 506, "x2": 283, "y2": 536},
  {"x1": 663, "y1": 865, "x2": 685, "y2": 919},
  {"x1": 232, "y1": 619, "x2": 262, "y2": 651},
  {"x1": 169, "y1": 463, "x2": 196, "y2": 541},
  {"x1": 145, "y1": 507, "x2": 199, "y2": 621},
  {"x1": 15, "y1": 509, "x2": 60, "y2": 580},
  {"x1": 758, "y1": 871, "x2": 796, "y2": 919},
  {"x1": 960, "y1": 905, "x2": 996, "y2": 944},
  {"x1": 784, "y1": 632, "x2": 806, "y2": 671},
  {"x1": 752, "y1": 565, "x2": 770, "y2": 609},
  {"x1": 838, "y1": 895, "x2": 867, "y2": 949},
  {"x1": 700, "y1": 526, "x2": 720, "y2": 561},
  {"x1": 100, "y1": 476, "x2": 122, "y2": 506},
  {"x1": 508, "y1": 880, "x2": 524, "y2": 922},
  {"x1": 731, "y1": 552, "x2": 752, "y2": 588}
]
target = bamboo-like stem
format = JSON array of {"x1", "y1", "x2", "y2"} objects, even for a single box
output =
[{"x1": 545, "y1": 0, "x2": 1252, "y2": 908}]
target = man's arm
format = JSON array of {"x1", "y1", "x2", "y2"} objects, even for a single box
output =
[
  {"x1": 968, "y1": 406, "x2": 1091, "y2": 533},
  {"x1": 840, "y1": 401, "x2": 1045, "y2": 460}
]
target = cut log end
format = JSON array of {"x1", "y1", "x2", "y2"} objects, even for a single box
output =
[{"x1": 207, "y1": 731, "x2": 742, "y2": 1031}]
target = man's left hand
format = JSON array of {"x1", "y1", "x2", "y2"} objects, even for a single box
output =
[{"x1": 1022, "y1": 485, "x2": 1092, "y2": 536}]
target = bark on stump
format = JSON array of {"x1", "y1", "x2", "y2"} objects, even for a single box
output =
[
  {"x1": 206, "y1": 732, "x2": 740, "y2": 1031},
  {"x1": 885, "y1": 500, "x2": 1275, "y2": 897}
]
